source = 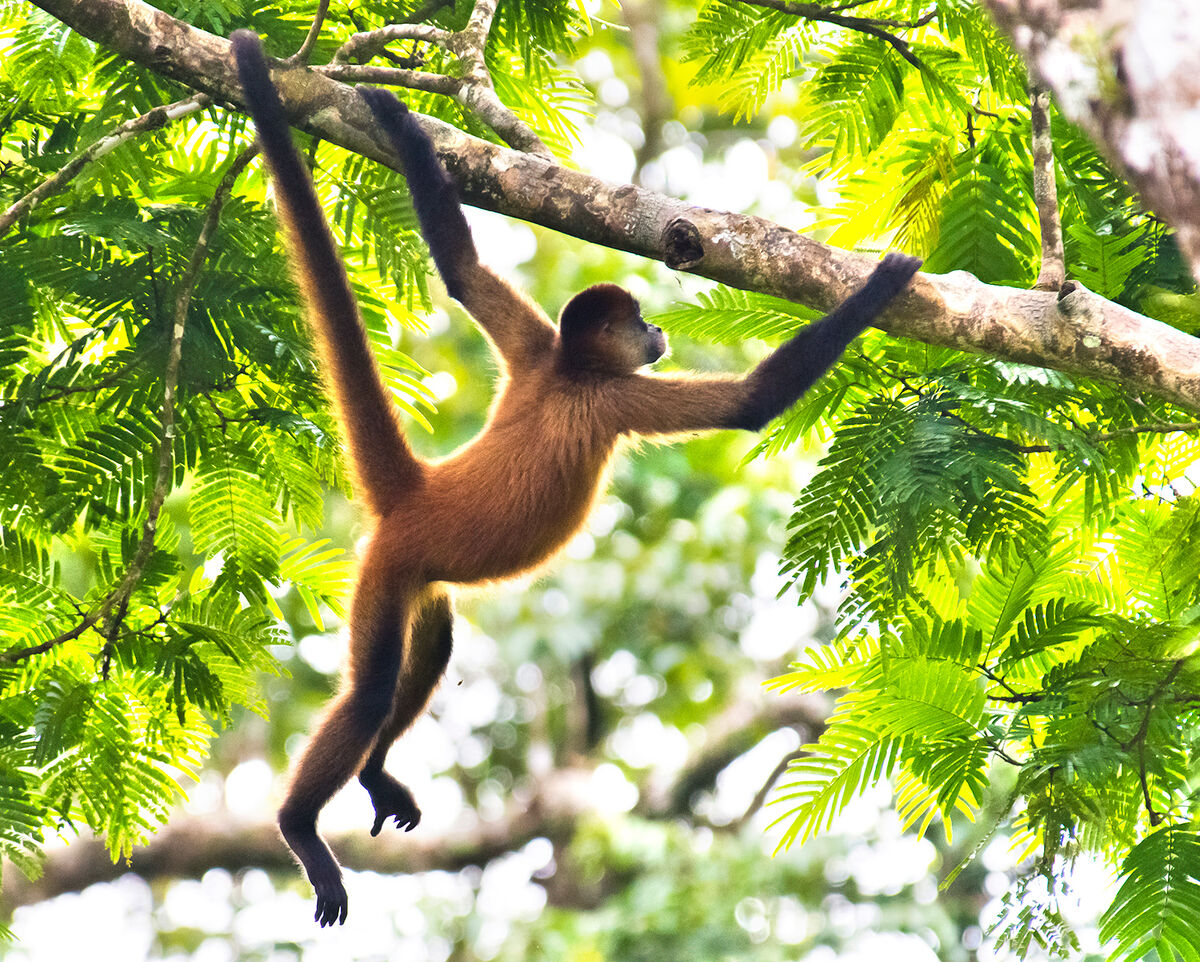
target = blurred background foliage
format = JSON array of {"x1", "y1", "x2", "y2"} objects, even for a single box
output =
[{"x1": 2, "y1": 0, "x2": 1200, "y2": 959}]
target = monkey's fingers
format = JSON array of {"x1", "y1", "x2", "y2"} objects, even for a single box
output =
[
  {"x1": 369, "y1": 805, "x2": 421, "y2": 836},
  {"x1": 314, "y1": 894, "x2": 347, "y2": 927},
  {"x1": 312, "y1": 880, "x2": 349, "y2": 927}
]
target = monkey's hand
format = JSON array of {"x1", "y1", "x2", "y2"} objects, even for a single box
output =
[
  {"x1": 861, "y1": 252, "x2": 922, "y2": 300},
  {"x1": 359, "y1": 770, "x2": 422, "y2": 835}
]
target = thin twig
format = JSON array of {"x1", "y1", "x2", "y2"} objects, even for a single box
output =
[
  {"x1": 735, "y1": 0, "x2": 936, "y2": 73},
  {"x1": 895, "y1": 372, "x2": 1200, "y2": 454},
  {"x1": 1016, "y1": 421, "x2": 1200, "y2": 454},
  {"x1": 332, "y1": 23, "x2": 451, "y2": 63},
  {"x1": 316, "y1": 63, "x2": 461, "y2": 96},
  {"x1": 288, "y1": 0, "x2": 331, "y2": 65},
  {"x1": 1, "y1": 146, "x2": 257, "y2": 665},
  {"x1": 732, "y1": 747, "x2": 806, "y2": 830},
  {"x1": 740, "y1": 0, "x2": 936, "y2": 29},
  {"x1": 1133, "y1": 661, "x2": 1183, "y2": 826},
  {"x1": 0, "y1": 95, "x2": 210, "y2": 238},
  {"x1": 323, "y1": 0, "x2": 553, "y2": 157}
]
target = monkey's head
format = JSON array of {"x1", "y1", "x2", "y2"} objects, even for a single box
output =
[{"x1": 558, "y1": 283, "x2": 667, "y2": 374}]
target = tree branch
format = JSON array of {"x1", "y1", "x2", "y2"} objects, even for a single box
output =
[
  {"x1": 2, "y1": 693, "x2": 829, "y2": 906},
  {"x1": 316, "y1": 62, "x2": 461, "y2": 96},
  {"x1": 731, "y1": 746, "x2": 806, "y2": 831},
  {"x1": 333, "y1": 23, "x2": 450, "y2": 63},
  {"x1": 329, "y1": 0, "x2": 551, "y2": 157},
  {"x1": 24, "y1": 0, "x2": 1200, "y2": 413},
  {"x1": 1029, "y1": 74, "x2": 1065, "y2": 291},
  {"x1": 983, "y1": 0, "x2": 1200, "y2": 285},
  {"x1": 622, "y1": 0, "x2": 675, "y2": 178},
  {"x1": 287, "y1": 0, "x2": 330, "y2": 65},
  {"x1": 736, "y1": 0, "x2": 938, "y2": 73},
  {"x1": 0, "y1": 94, "x2": 210, "y2": 238}
]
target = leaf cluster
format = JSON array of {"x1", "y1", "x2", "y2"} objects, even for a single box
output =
[
  {"x1": 667, "y1": 289, "x2": 1200, "y2": 957},
  {"x1": 666, "y1": 5, "x2": 1200, "y2": 956}
]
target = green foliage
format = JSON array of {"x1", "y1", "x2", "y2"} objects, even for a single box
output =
[
  {"x1": 761, "y1": 365, "x2": 1200, "y2": 957},
  {"x1": 1100, "y1": 828, "x2": 1200, "y2": 962},
  {"x1": 0, "y1": 0, "x2": 605, "y2": 907},
  {"x1": 4, "y1": 0, "x2": 1200, "y2": 958},
  {"x1": 748, "y1": 335, "x2": 1200, "y2": 958},
  {"x1": 665, "y1": 8, "x2": 1200, "y2": 954},
  {"x1": 0, "y1": 0, "x2": 468, "y2": 888}
]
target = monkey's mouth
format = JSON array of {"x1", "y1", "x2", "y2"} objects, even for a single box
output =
[{"x1": 645, "y1": 330, "x2": 668, "y2": 364}]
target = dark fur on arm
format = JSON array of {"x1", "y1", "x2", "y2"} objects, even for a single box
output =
[
  {"x1": 358, "y1": 88, "x2": 477, "y2": 301},
  {"x1": 728, "y1": 253, "x2": 922, "y2": 430}
]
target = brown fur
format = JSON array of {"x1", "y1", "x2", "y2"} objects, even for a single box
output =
[{"x1": 232, "y1": 30, "x2": 920, "y2": 927}]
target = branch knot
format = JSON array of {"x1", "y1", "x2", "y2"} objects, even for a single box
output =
[{"x1": 663, "y1": 217, "x2": 704, "y2": 270}]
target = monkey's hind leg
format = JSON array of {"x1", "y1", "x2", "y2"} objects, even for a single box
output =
[
  {"x1": 357, "y1": 589, "x2": 454, "y2": 836},
  {"x1": 277, "y1": 572, "x2": 420, "y2": 926}
]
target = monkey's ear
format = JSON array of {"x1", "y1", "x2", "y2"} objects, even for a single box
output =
[{"x1": 559, "y1": 283, "x2": 639, "y2": 341}]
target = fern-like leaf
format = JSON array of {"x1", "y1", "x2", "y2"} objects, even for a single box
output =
[
  {"x1": 1100, "y1": 827, "x2": 1200, "y2": 962},
  {"x1": 771, "y1": 718, "x2": 902, "y2": 848}
]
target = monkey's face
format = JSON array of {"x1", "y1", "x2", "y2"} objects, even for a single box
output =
[
  {"x1": 597, "y1": 310, "x2": 667, "y2": 371},
  {"x1": 559, "y1": 284, "x2": 667, "y2": 373},
  {"x1": 637, "y1": 316, "x2": 668, "y2": 366}
]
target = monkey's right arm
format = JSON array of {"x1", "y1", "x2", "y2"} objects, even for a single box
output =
[
  {"x1": 359, "y1": 89, "x2": 556, "y2": 368},
  {"x1": 611, "y1": 253, "x2": 922, "y2": 436}
]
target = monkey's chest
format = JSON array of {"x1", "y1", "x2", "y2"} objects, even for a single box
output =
[{"x1": 417, "y1": 437, "x2": 615, "y2": 583}]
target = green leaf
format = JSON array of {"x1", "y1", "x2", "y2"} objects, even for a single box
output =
[
  {"x1": 771, "y1": 717, "x2": 902, "y2": 848},
  {"x1": 1100, "y1": 828, "x2": 1200, "y2": 962}
]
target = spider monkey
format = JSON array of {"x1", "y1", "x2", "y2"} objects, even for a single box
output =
[{"x1": 231, "y1": 30, "x2": 920, "y2": 927}]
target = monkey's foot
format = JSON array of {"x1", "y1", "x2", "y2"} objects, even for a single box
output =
[
  {"x1": 308, "y1": 861, "x2": 348, "y2": 927},
  {"x1": 359, "y1": 771, "x2": 422, "y2": 836}
]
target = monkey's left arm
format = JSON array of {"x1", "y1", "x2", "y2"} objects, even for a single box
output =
[
  {"x1": 360, "y1": 89, "x2": 556, "y2": 369},
  {"x1": 613, "y1": 253, "x2": 922, "y2": 436}
]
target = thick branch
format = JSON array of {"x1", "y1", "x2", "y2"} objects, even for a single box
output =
[
  {"x1": 0, "y1": 780, "x2": 585, "y2": 907},
  {"x1": 24, "y1": 0, "x2": 1200, "y2": 412},
  {"x1": 984, "y1": 0, "x2": 1200, "y2": 285}
]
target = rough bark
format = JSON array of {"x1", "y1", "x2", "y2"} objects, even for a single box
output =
[
  {"x1": 1029, "y1": 77, "x2": 1066, "y2": 291},
  {"x1": 24, "y1": 0, "x2": 1200, "y2": 412},
  {"x1": 984, "y1": 0, "x2": 1200, "y2": 286}
]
